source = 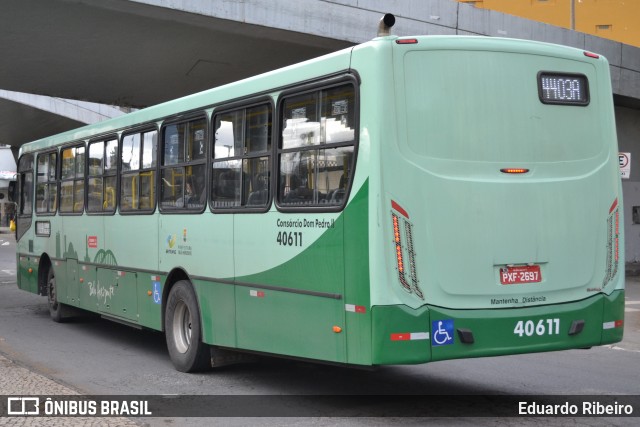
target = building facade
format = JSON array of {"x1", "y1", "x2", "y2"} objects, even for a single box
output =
[{"x1": 458, "y1": 0, "x2": 640, "y2": 47}]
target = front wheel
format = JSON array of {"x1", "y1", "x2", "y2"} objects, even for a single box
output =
[
  {"x1": 165, "y1": 280, "x2": 210, "y2": 372},
  {"x1": 46, "y1": 266, "x2": 70, "y2": 322}
]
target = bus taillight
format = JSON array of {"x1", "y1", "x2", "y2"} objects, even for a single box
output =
[
  {"x1": 603, "y1": 198, "x2": 620, "y2": 286},
  {"x1": 396, "y1": 38, "x2": 418, "y2": 45},
  {"x1": 391, "y1": 202, "x2": 424, "y2": 300},
  {"x1": 392, "y1": 213, "x2": 411, "y2": 293}
]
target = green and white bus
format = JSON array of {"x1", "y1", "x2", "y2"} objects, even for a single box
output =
[{"x1": 15, "y1": 18, "x2": 624, "y2": 372}]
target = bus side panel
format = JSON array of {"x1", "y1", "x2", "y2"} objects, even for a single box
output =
[
  {"x1": 601, "y1": 289, "x2": 625, "y2": 344},
  {"x1": 234, "y1": 212, "x2": 346, "y2": 363},
  {"x1": 78, "y1": 264, "x2": 97, "y2": 312},
  {"x1": 106, "y1": 214, "x2": 160, "y2": 329},
  {"x1": 197, "y1": 280, "x2": 236, "y2": 348},
  {"x1": 236, "y1": 289, "x2": 345, "y2": 362},
  {"x1": 343, "y1": 180, "x2": 373, "y2": 365},
  {"x1": 18, "y1": 254, "x2": 38, "y2": 294},
  {"x1": 371, "y1": 304, "x2": 431, "y2": 365},
  {"x1": 64, "y1": 258, "x2": 79, "y2": 307}
]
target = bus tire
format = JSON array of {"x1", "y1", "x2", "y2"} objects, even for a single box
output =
[
  {"x1": 165, "y1": 280, "x2": 210, "y2": 372},
  {"x1": 46, "y1": 267, "x2": 70, "y2": 322}
]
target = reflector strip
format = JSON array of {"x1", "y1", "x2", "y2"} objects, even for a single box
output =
[
  {"x1": 584, "y1": 51, "x2": 600, "y2": 59},
  {"x1": 391, "y1": 200, "x2": 409, "y2": 219},
  {"x1": 603, "y1": 320, "x2": 624, "y2": 329},
  {"x1": 250, "y1": 290, "x2": 265, "y2": 298},
  {"x1": 345, "y1": 304, "x2": 366, "y2": 313},
  {"x1": 116, "y1": 271, "x2": 126, "y2": 277},
  {"x1": 150, "y1": 276, "x2": 160, "y2": 281},
  {"x1": 609, "y1": 198, "x2": 618, "y2": 214},
  {"x1": 391, "y1": 332, "x2": 429, "y2": 341}
]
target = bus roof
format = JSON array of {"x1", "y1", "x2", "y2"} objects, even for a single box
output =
[{"x1": 19, "y1": 34, "x2": 606, "y2": 156}]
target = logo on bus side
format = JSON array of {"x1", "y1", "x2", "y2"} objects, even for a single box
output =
[{"x1": 166, "y1": 231, "x2": 192, "y2": 256}]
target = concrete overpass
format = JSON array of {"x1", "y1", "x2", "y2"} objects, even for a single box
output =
[{"x1": 2, "y1": 0, "x2": 640, "y2": 259}]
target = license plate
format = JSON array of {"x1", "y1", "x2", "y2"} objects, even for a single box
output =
[{"x1": 500, "y1": 265, "x2": 542, "y2": 285}]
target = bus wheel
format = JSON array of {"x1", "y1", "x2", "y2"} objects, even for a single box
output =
[
  {"x1": 46, "y1": 267, "x2": 69, "y2": 322},
  {"x1": 165, "y1": 280, "x2": 210, "y2": 372}
]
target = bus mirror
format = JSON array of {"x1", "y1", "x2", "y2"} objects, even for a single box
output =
[{"x1": 7, "y1": 181, "x2": 16, "y2": 202}]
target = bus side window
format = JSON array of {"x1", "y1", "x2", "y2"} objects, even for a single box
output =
[
  {"x1": 211, "y1": 102, "x2": 272, "y2": 210},
  {"x1": 121, "y1": 129, "x2": 157, "y2": 213},
  {"x1": 87, "y1": 138, "x2": 117, "y2": 214},
  {"x1": 18, "y1": 154, "x2": 34, "y2": 217},
  {"x1": 278, "y1": 83, "x2": 356, "y2": 208},
  {"x1": 59, "y1": 145, "x2": 85, "y2": 214},
  {"x1": 36, "y1": 151, "x2": 57, "y2": 214},
  {"x1": 160, "y1": 118, "x2": 206, "y2": 211}
]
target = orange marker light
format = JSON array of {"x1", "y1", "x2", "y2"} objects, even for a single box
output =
[
  {"x1": 27, "y1": 268, "x2": 33, "y2": 274},
  {"x1": 500, "y1": 168, "x2": 529, "y2": 174},
  {"x1": 333, "y1": 326, "x2": 342, "y2": 333},
  {"x1": 147, "y1": 290, "x2": 153, "y2": 296}
]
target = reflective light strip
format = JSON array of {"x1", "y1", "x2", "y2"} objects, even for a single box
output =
[
  {"x1": 603, "y1": 320, "x2": 624, "y2": 329},
  {"x1": 609, "y1": 198, "x2": 618, "y2": 214},
  {"x1": 345, "y1": 304, "x2": 366, "y2": 313},
  {"x1": 603, "y1": 198, "x2": 620, "y2": 286},
  {"x1": 393, "y1": 213, "x2": 411, "y2": 292},
  {"x1": 250, "y1": 290, "x2": 265, "y2": 298},
  {"x1": 391, "y1": 200, "x2": 409, "y2": 219},
  {"x1": 391, "y1": 332, "x2": 429, "y2": 341},
  {"x1": 116, "y1": 271, "x2": 126, "y2": 277},
  {"x1": 150, "y1": 276, "x2": 160, "y2": 281}
]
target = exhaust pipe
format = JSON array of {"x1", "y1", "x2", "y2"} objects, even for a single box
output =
[{"x1": 377, "y1": 13, "x2": 396, "y2": 37}]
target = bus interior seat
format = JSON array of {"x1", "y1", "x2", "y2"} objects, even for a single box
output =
[{"x1": 247, "y1": 172, "x2": 269, "y2": 206}]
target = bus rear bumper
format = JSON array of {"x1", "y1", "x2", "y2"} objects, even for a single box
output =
[{"x1": 371, "y1": 290, "x2": 625, "y2": 365}]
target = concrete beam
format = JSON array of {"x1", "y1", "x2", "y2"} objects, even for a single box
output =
[{"x1": 0, "y1": 91, "x2": 125, "y2": 148}]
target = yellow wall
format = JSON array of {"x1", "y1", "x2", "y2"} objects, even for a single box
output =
[{"x1": 457, "y1": 0, "x2": 640, "y2": 47}]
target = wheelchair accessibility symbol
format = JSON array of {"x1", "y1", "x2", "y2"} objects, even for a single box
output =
[
  {"x1": 432, "y1": 319, "x2": 454, "y2": 346},
  {"x1": 152, "y1": 281, "x2": 162, "y2": 305}
]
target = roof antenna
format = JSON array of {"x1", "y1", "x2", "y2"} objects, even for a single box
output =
[{"x1": 377, "y1": 13, "x2": 396, "y2": 37}]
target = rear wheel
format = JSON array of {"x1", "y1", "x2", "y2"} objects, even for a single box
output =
[
  {"x1": 165, "y1": 280, "x2": 210, "y2": 372},
  {"x1": 46, "y1": 267, "x2": 69, "y2": 322}
]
